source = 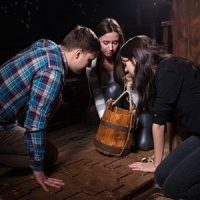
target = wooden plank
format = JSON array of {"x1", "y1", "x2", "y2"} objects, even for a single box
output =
[
  {"x1": 172, "y1": 0, "x2": 200, "y2": 64},
  {"x1": 0, "y1": 107, "x2": 171, "y2": 199}
]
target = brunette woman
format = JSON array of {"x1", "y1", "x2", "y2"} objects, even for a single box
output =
[
  {"x1": 120, "y1": 35, "x2": 200, "y2": 200},
  {"x1": 86, "y1": 18, "x2": 153, "y2": 151}
]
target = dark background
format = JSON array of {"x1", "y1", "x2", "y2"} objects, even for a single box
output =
[
  {"x1": 0, "y1": 0, "x2": 171, "y2": 64},
  {"x1": 0, "y1": 0, "x2": 172, "y2": 124}
]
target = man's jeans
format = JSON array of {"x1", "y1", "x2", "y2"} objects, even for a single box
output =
[{"x1": 0, "y1": 126, "x2": 58, "y2": 169}]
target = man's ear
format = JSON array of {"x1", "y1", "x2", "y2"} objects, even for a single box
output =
[{"x1": 74, "y1": 48, "x2": 82, "y2": 59}]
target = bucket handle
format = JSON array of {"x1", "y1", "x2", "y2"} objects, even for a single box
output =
[
  {"x1": 111, "y1": 74, "x2": 136, "y2": 156},
  {"x1": 112, "y1": 73, "x2": 136, "y2": 112}
]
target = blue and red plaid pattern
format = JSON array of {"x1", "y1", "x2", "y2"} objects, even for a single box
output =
[{"x1": 0, "y1": 39, "x2": 67, "y2": 171}]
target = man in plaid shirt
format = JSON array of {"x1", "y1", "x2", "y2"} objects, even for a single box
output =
[{"x1": 0, "y1": 25, "x2": 100, "y2": 191}]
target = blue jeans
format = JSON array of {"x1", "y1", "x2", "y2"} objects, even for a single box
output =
[{"x1": 155, "y1": 135, "x2": 200, "y2": 200}]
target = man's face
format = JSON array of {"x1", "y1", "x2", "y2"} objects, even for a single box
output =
[{"x1": 69, "y1": 50, "x2": 97, "y2": 74}]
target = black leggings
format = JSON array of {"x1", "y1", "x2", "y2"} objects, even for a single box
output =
[
  {"x1": 134, "y1": 113, "x2": 153, "y2": 151},
  {"x1": 103, "y1": 83, "x2": 153, "y2": 151},
  {"x1": 155, "y1": 135, "x2": 200, "y2": 200}
]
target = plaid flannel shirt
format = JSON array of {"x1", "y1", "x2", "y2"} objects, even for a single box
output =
[{"x1": 0, "y1": 39, "x2": 67, "y2": 171}]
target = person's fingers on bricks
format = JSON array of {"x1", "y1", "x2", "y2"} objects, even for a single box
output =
[
  {"x1": 128, "y1": 162, "x2": 155, "y2": 172},
  {"x1": 128, "y1": 162, "x2": 141, "y2": 168},
  {"x1": 41, "y1": 183, "x2": 50, "y2": 192},
  {"x1": 44, "y1": 178, "x2": 64, "y2": 188},
  {"x1": 45, "y1": 177, "x2": 65, "y2": 188},
  {"x1": 35, "y1": 177, "x2": 50, "y2": 192}
]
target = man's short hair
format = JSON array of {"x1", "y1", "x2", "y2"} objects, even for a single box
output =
[{"x1": 61, "y1": 25, "x2": 100, "y2": 53}]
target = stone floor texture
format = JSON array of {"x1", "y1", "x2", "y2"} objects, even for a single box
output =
[{"x1": 0, "y1": 107, "x2": 171, "y2": 200}]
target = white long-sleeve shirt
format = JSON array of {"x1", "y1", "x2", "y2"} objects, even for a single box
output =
[{"x1": 86, "y1": 58, "x2": 138, "y2": 118}]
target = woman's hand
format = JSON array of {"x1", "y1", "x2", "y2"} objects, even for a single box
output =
[
  {"x1": 33, "y1": 170, "x2": 65, "y2": 192},
  {"x1": 128, "y1": 124, "x2": 166, "y2": 173},
  {"x1": 128, "y1": 161, "x2": 156, "y2": 173}
]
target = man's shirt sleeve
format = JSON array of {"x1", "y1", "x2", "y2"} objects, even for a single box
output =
[{"x1": 24, "y1": 68, "x2": 62, "y2": 171}]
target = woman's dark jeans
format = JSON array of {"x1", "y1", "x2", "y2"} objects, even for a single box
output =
[{"x1": 155, "y1": 135, "x2": 200, "y2": 200}]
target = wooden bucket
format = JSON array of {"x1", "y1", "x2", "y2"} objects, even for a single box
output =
[{"x1": 94, "y1": 99, "x2": 136, "y2": 156}]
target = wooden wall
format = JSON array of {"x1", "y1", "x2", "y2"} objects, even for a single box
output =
[{"x1": 172, "y1": 0, "x2": 200, "y2": 64}]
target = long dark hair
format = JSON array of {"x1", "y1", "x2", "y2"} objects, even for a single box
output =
[
  {"x1": 120, "y1": 35, "x2": 170, "y2": 115},
  {"x1": 120, "y1": 35, "x2": 200, "y2": 115},
  {"x1": 95, "y1": 18, "x2": 125, "y2": 86}
]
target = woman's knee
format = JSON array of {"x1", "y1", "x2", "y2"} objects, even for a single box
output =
[
  {"x1": 104, "y1": 83, "x2": 123, "y2": 107},
  {"x1": 134, "y1": 113, "x2": 153, "y2": 150},
  {"x1": 161, "y1": 179, "x2": 185, "y2": 199},
  {"x1": 154, "y1": 158, "x2": 175, "y2": 192},
  {"x1": 104, "y1": 83, "x2": 123, "y2": 101},
  {"x1": 154, "y1": 165, "x2": 165, "y2": 188}
]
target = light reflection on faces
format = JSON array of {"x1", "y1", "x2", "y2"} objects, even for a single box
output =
[
  {"x1": 121, "y1": 56, "x2": 136, "y2": 77},
  {"x1": 99, "y1": 32, "x2": 120, "y2": 57},
  {"x1": 71, "y1": 51, "x2": 97, "y2": 74}
]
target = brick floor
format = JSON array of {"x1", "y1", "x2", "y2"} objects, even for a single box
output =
[
  {"x1": 0, "y1": 148, "x2": 155, "y2": 200},
  {"x1": 0, "y1": 107, "x2": 169, "y2": 200}
]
